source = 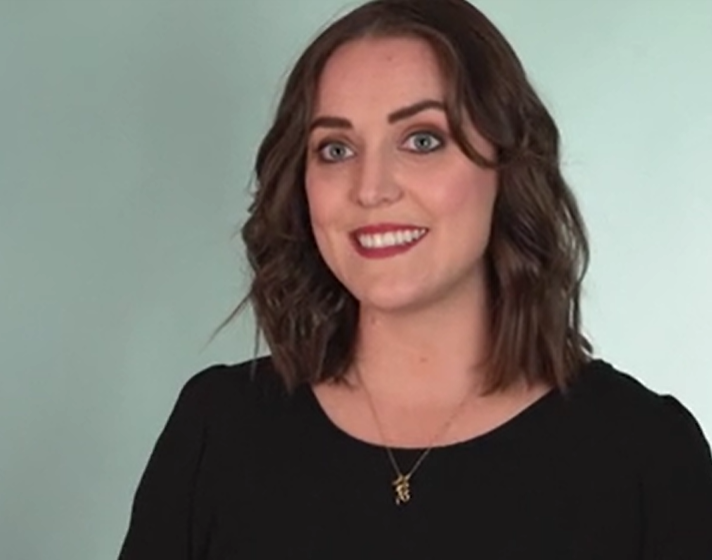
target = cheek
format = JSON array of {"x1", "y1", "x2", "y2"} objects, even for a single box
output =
[
  {"x1": 304, "y1": 171, "x2": 347, "y2": 249},
  {"x1": 304, "y1": 171, "x2": 332, "y2": 228},
  {"x1": 420, "y1": 164, "x2": 497, "y2": 223},
  {"x1": 305, "y1": 160, "x2": 357, "y2": 225}
]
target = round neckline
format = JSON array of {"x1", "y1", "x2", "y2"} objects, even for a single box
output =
[{"x1": 301, "y1": 379, "x2": 564, "y2": 453}]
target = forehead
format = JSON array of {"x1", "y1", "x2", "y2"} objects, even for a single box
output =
[{"x1": 314, "y1": 36, "x2": 445, "y2": 115}]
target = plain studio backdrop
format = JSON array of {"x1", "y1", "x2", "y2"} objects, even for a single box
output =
[{"x1": 1, "y1": 0, "x2": 710, "y2": 558}]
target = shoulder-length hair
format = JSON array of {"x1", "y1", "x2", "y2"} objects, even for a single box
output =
[{"x1": 212, "y1": 0, "x2": 593, "y2": 395}]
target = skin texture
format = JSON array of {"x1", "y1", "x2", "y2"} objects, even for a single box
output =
[
  {"x1": 305, "y1": 36, "x2": 550, "y2": 447},
  {"x1": 306, "y1": 36, "x2": 496, "y2": 323}
]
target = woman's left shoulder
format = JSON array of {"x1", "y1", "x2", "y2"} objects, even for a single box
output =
[
  {"x1": 569, "y1": 359, "x2": 711, "y2": 460},
  {"x1": 574, "y1": 360, "x2": 712, "y2": 555}
]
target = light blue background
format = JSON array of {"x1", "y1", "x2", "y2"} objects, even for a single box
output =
[{"x1": 1, "y1": 1, "x2": 710, "y2": 558}]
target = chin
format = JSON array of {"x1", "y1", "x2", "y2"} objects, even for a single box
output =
[{"x1": 356, "y1": 287, "x2": 432, "y2": 315}]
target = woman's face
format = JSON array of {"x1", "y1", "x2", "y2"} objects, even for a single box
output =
[{"x1": 305, "y1": 36, "x2": 497, "y2": 315}]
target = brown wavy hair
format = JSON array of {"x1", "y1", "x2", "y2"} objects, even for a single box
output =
[{"x1": 211, "y1": 0, "x2": 593, "y2": 395}]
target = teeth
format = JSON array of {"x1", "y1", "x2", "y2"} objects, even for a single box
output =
[{"x1": 357, "y1": 228, "x2": 427, "y2": 249}]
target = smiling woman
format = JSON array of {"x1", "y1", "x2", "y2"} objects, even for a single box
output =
[
  {"x1": 118, "y1": 0, "x2": 712, "y2": 558},
  {"x1": 306, "y1": 36, "x2": 499, "y2": 336}
]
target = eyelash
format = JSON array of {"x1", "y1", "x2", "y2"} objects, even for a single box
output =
[{"x1": 313, "y1": 130, "x2": 446, "y2": 164}]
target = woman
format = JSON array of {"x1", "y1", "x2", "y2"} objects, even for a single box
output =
[{"x1": 118, "y1": 0, "x2": 712, "y2": 558}]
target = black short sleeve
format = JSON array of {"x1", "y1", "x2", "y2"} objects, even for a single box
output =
[
  {"x1": 118, "y1": 366, "x2": 224, "y2": 560},
  {"x1": 640, "y1": 395, "x2": 712, "y2": 559}
]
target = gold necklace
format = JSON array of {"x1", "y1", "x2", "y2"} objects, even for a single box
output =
[{"x1": 358, "y1": 366, "x2": 472, "y2": 506}]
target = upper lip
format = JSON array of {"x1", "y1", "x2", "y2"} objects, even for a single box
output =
[{"x1": 351, "y1": 223, "x2": 427, "y2": 236}]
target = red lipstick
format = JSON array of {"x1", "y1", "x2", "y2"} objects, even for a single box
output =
[
  {"x1": 351, "y1": 223, "x2": 424, "y2": 236},
  {"x1": 350, "y1": 223, "x2": 428, "y2": 259}
]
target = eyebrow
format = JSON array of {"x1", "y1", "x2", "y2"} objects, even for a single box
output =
[{"x1": 309, "y1": 99, "x2": 445, "y2": 132}]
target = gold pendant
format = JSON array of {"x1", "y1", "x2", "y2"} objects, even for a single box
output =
[{"x1": 393, "y1": 474, "x2": 411, "y2": 505}]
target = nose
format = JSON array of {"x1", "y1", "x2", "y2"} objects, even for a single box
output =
[{"x1": 351, "y1": 149, "x2": 402, "y2": 208}]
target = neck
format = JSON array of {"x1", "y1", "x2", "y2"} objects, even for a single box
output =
[{"x1": 349, "y1": 276, "x2": 491, "y2": 409}]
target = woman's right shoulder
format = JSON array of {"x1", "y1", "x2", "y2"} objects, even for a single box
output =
[{"x1": 177, "y1": 355, "x2": 290, "y2": 420}]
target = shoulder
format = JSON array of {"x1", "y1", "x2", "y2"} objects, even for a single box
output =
[
  {"x1": 570, "y1": 359, "x2": 702, "y2": 423},
  {"x1": 173, "y1": 355, "x2": 292, "y2": 420},
  {"x1": 574, "y1": 361, "x2": 712, "y2": 552},
  {"x1": 182, "y1": 354, "x2": 285, "y2": 393},
  {"x1": 567, "y1": 359, "x2": 711, "y2": 465}
]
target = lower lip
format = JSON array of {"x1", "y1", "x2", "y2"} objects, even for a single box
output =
[{"x1": 351, "y1": 234, "x2": 427, "y2": 259}]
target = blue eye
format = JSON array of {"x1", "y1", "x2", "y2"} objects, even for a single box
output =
[
  {"x1": 317, "y1": 142, "x2": 354, "y2": 163},
  {"x1": 404, "y1": 131, "x2": 444, "y2": 153},
  {"x1": 314, "y1": 131, "x2": 444, "y2": 163}
]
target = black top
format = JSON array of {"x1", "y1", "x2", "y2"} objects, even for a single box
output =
[{"x1": 118, "y1": 357, "x2": 712, "y2": 559}]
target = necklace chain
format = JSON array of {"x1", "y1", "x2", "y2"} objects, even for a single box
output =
[{"x1": 357, "y1": 364, "x2": 472, "y2": 506}]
